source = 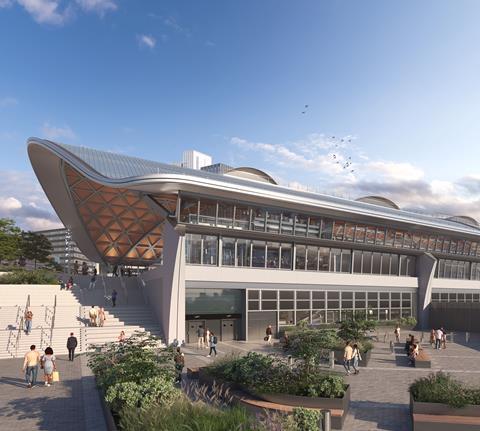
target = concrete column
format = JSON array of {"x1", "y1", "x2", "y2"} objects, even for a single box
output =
[
  {"x1": 416, "y1": 253, "x2": 437, "y2": 330},
  {"x1": 142, "y1": 223, "x2": 186, "y2": 344}
]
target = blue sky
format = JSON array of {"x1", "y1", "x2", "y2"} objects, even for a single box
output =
[{"x1": 1, "y1": 0, "x2": 480, "y2": 229}]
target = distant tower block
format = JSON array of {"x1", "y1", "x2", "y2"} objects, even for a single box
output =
[{"x1": 182, "y1": 150, "x2": 212, "y2": 170}]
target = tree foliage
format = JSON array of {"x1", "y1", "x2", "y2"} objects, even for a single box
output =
[
  {"x1": 0, "y1": 218, "x2": 21, "y2": 263},
  {"x1": 20, "y1": 231, "x2": 53, "y2": 269}
]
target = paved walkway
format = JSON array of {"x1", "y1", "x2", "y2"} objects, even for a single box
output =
[
  {"x1": 0, "y1": 354, "x2": 107, "y2": 431},
  {"x1": 183, "y1": 331, "x2": 480, "y2": 431}
]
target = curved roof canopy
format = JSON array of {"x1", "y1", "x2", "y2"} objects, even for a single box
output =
[
  {"x1": 355, "y1": 196, "x2": 400, "y2": 210},
  {"x1": 446, "y1": 215, "x2": 479, "y2": 229},
  {"x1": 225, "y1": 167, "x2": 277, "y2": 184}
]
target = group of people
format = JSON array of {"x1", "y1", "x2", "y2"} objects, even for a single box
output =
[
  {"x1": 88, "y1": 305, "x2": 106, "y2": 327},
  {"x1": 405, "y1": 334, "x2": 419, "y2": 365},
  {"x1": 196, "y1": 325, "x2": 218, "y2": 357},
  {"x1": 343, "y1": 341, "x2": 362, "y2": 375},
  {"x1": 430, "y1": 327, "x2": 447, "y2": 349},
  {"x1": 23, "y1": 345, "x2": 57, "y2": 388},
  {"x1": 73, "y1": 260, "x2": 96, "y2": 276}
]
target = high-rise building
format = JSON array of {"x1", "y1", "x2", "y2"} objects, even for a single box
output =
[
  {"x1": 35, "y1": 227, "x2": 98, "y2": 273},
  {"x1": 201, "y1": 163, "x2": 233, "y2": 174},
  {"x1": 182, "y1": 150, "x2": 212, "y2": 170}
]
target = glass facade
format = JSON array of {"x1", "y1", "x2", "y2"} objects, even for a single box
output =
[
  {"x1": 248, "y1": 289, "x2": 415, "y2": 324},
  {"x1": 179, "y1": 195, "x2": 480, "y2": 258},
  {"x1": 435, "y1": 259, "x2": 480, "y2": 280},
  {"x1": 431, "y1": 292, "x2": 480, "y2": 303},
  {"x1": 186, "y1": 288, "x2": 243, "y2": 314},
  {"x1": 185, "y1": 234, "x2": 416, "y2": 276}
]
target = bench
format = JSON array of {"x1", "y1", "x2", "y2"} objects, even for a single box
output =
[
  {"x1": 187, "y1": 367, "x2": 199, "y2": 378},
  {"x1": 414, "y1": 350, "x2": 431, "y2": 368},
  {"x1": 239, "y1": 396, "x2": 344, "y2": 429},
  {"x1": 413, "y1": 413, "x2": 480, "y2": 430}
]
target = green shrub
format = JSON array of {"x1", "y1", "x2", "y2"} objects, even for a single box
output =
[
  {"x1": 119, "y1": 399, "x2": 259, "y2": 431},
  {"x1": 337, "y1": 319, "x2": 377, "y2": 343},
  {"x1": 292, "y1": 408, "x2": 321, "y2": 431},
  {"x1": 287, "y1": 328, "x2": 340, "y2": 361},
  {"x1": 410, "y1": 372, "x2": 480, "y2": 408},
  {"x1": 0, "y1": 269, "x2": 58, "y2": 284}
]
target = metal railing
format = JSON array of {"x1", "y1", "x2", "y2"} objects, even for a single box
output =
[
  {"x1": 50, "y1": 295, "x2": 57, "y2": 345},
  {"x1": 7, "y1": 316, "x2": 24, "y2": 358},
  {"x1": 119, "y1": 276, "x2": 128, "y2": 304}
]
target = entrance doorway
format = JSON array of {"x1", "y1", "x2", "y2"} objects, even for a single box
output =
[
  {"x1": 186, "y1": 320, "x2": 205, "y2": 344},
  {"x1": 221, "y1": 319, "x2": 237, "y2": 341}
]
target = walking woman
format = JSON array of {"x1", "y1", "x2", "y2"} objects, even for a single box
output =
[
  {"x1": 207, "y1": 332, "x2": 217, "y2": 357},
  {"x1": 352, "y1": 343, "x2": 362, "y2": 375},
  {"x1": 41, "y1": 347, "x2": 56, "y2": 387},
  {"x1": 98, "y1": 307, "x2": 106, "y2": 327}
]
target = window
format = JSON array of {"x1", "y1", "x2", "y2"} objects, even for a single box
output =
[
  {"x1": 442, "y1": 238, "x2": 451, "y2": 253},
  {"x1": 281, "y1": 213, "x2": 294, "y2": 235},
  {"x1": 403, "y1": 232, "x2": 412, "y2": 248},
  {"x1": 355, "y1": 225, "x2": 366, "y2": 243},
  {"x1": 266, "y1": 242, "x2": 280, "y2": 268},
  {"x1": 295, "y1": 215, "x2": 308, "y2": 236},
  {"x1": 312, "y1": 310, "x2": 325, "y2": 324},
  {"x1": 222, "y1": 237, "x2": 235, "y2": 266},
  {"x1": 266, "y1": 210, "x2": 281, "y2": 233},
  {"x1": 380, "y1": 292, "x2": 389, "y2": 307},
  {"x1": 252, "y1": 208, "x2": 266, "y2": 232},
  {"x1": 428, "y1": 236, "x2": 437, "y2": 251},
  {"x1": 342, "y1": 291, "x2": 353, "y2": 309},
  {"x1": 296, "y1": 310, "x2": 310, "y2": 324},
  {"x1": 327, "y1": 291, "x2": 340, "y2": 309},
  {"x1": 296, "y1": 291, "x2": 310, "y2": 309},
  {"x1": 381, "y1": 254, "x2": 390, "y2": 275},
  {"x1": 312, "y1": 291, "x2": 325, "y2": 309},
  {"x1": 384, "y1": 229, "x2": 394, "y2": 247},
  {"x1": 390, "y1": 254, "x2": 399, "y2": 276},
  {"x1": 391, "y1": 292, "x2": 401, "y2": 307},
  {"x1": 330, "y1": 248, "x2": 341, "y2": 272},
  {"x1": 333, "y1": 221, "x2": 345, "y2": 241},
  {"x1": 217, "y1": 202, "x2": 233, "y2": 228},
  {"x1": 236, "y1": 239, "x2": 251, "y2": 267},
  {"x1": 234, "y1": 205, "x2": 250, "y2": 230},
  {"x1": 319, "y1": 247, "x2": 330, "y2": 271},
  {"x1": 449, "y1": 240, "x2": 457, "y2": 254},
  {"x1": 355, "y1": 292, "x2": 366, "y2": 308},
  {"x1": 252, "y1": 241, "x2": 266, "y2": 267},
  {"x1": 435, "y1": 236, "x2": 444, "y2": 252},
  {"x1": 203, "y1": 235, "x2": 218, "y2": 265},
  {"x1": 307, "y1": 246, "x2": 318, "y2": 271},
  {"x1": 394, "y1": 231, "x2": 404, "y2": 248},
  {"x1": 320, "y1": 219, "x2": 333, "y2": 239},
  {"x1": 366, "y1": 226, "x2": 376, "y2": 244},
  {"x1": 402, "y1": 293, "x2": 411, "y2": 308},
  {"x1": 185, "y1": 233, "x2": 202, "y2": 264},
  {"x1": 353, "y1": 250, "x2": 362, "y2": 273},
  {"x1": 344, "y1": 223, "x2": 355, "y2": 241},
  {"x1": 376, "y1": 228, "x2": 386, "y2": 245},
  {"x1": 280, "y1": 244, "x2": 293, "y2": 269},
  {"x1": 308, "y1": 217, "x2": 321, "y2": 237},
  {"x1": 295, "y1": 244, "x2": 306, "y2": 270},
  {"x1": 199, "y1": 200, "x2": 217, "y2": 225},
  {"x1": 279, "y1": 291, "x2": 294, "y2": 309},
  {"x1": 280, "y1": 290, "x2": 294, "y2": 299},
  {"x1": 368, "y1": 292, "x2": 378, "y2": 308},
  {"x1": 420, "y1": 235, "x2": 428, "y2": 250},
  {"x1": 341, "y1": 249, "x2": 352, "y2": 273},
  {"x1": 412, "y1": 234, "x2": 421, "y2": 249},
  {"x1": 362, "y1": 252, "x2": 372, "y2": 274},
  {"x1": 372, "y1": 252, "x2": 381, "y2": 274},
  {"x1": 180, "y1": 197, "x2": 198, "y2": 223},
  {"x1": 457, "y1": 240, "x2": 465, "y2": 255},
  {"x1": 279, "y1": 311, "x2": 294, "y2": 325}
]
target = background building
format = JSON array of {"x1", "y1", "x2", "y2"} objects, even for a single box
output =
[
  {"x1": 35, "y1": 227, "x2": 98, "y2": 274},
  {"x1": 201, "y1": 163, "x2": 233, "y2": 174},
  {"x1": 182, "y1": 150, "x2": 212, "y2": 170},
  {"x1": 29, "y1": 138, "x2": 480, "y2": 343}
]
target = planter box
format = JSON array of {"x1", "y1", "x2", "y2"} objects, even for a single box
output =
[
  {"x1": 410, "y1": 395, "x2": 480, "y2": 431},
  {"x1": 197, "y1": 367, "x2": 240, "y2": 391},
  {"x1": 334, "y1": 349, "x2": 371, "y2": 367}
]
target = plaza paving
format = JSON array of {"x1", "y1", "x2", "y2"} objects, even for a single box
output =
[
  {"x1": 0, "y1": 354, "x2": 106, "y2": 431},
  {"x1": 183, "y1": 330, "x2": 480, "y2": 431}
]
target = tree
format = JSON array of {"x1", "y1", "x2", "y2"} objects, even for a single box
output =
[
  {"x1": 0, "y1": 218, "x2": 21, "y2": 264},
  {"x1": 20, "y1": 231, "x2": 53, "y2": 269}
]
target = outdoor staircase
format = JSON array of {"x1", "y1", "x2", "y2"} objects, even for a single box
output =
[{"x1": 0, "y1": 281, "x2": 164, "y2": 359}]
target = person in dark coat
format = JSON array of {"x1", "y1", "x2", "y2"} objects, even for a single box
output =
[{"x1": 67, "y1": 333, "x2": 78, "y2": 361}]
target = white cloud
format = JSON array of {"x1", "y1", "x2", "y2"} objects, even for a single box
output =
[
  {"x1": 75, "y1": 0, "x2": 116, "y2": 15},
  {"x1": 42, "y1": 122, "x2": 76, "y2": 141},
  {"x1": 366, "y1": 161, "x2": 424, "y2": 181},
  {"x1": 0, "y1": 97, "x2": 18, "y2": 107},
  {"x1": 163, "y1": 15, "x2": 190, "y2": 37},
  {"x1": 0, "y1": 0, "x2": 13, "y2": 7},
  {"x1": 16, "y1": 0, "x2": 71, "y2": 25},
  {"x1": 0, "y1": 197, "x2": 22, "y2": 211},
  {"x1": 137, "y1": 34, "x2": 156, "y2": 49}
]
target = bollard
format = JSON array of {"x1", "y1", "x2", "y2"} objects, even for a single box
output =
[
  {"x1": 288, "y1": 355, "x2": 293, "y2": 368},
  {"x1": 329, "y1": 351, "x2": 335, "y2": 369},
  {"x1": 321, "y1": 409, "x2": 331, "y2": 431},
  {"x1": 390, "y1": 340, "x2": 394, "y2": 354},
  {"x1": 420, "y1": 332, "x2": 424, "y2": 343},
  {"x1": 383, "y1": 333, "x2": 387, "y2": 343},
  {"x1": 466, "y1": 332, "x2": 470, "y2": 343},
  {"x1": 451, "y1": 332, "x2": 454, "y2": 343}
]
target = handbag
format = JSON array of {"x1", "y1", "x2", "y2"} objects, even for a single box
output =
[
  {"x1": 52, "y1": 371, "x2": 60, "y2": 382},
  {"x1": 264, "y1": 336, "x2": 268, "y2": 341}
]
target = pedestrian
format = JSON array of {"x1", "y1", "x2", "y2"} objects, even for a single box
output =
[
  {"x1": 265, "y1": 324, "x2": 273, "y2": 345},
  {"x1": 67, "y1": 276, "x2": 74, "y2": 290},
  {"x1": 111, "y1": 289, "x2": 118, "y2": 307},
  {"x1": 351, "y1": 343, "x2": 362, "y2": 375},
  {"x1": 59, "y1": 278, "x2": 66, "y2": 290},
  {"x1": 207, "y1": 332, "x2": 218, "y2": 357},
  {"x1": 93, "y1": 267, "x2": 97, "y2": 276},
  {"x1": 112, "y1": 264, "x2": 118, "y2": 277},
  {"x1": 435, "y1": 328, "x2": 443, "y2": 350},
  {"x1": 429, "y1": 329, "x2": 436, "y2": 347},
  {"x1": 66, "y1": 333, "x2": 78, "y2": 361},
  {"x1": 41, "y1": 347, "x2": 56, "y2": 387},
  {"x1": 81, "y1": 261, "x2": 88, "y2": 275},
  {"x1": 98, "y1": 307, "x2": 106, "y2": 327},
  {"x1": 89, "y1": 306, "x2": 97, "y2": 327},
  {"x1": 73, "y1": 260, "x2": 79, "y2": 275},
  {"x1": 24, "y1": 308, "x2": 33, "y2": 335},
  {"x1": 343, "y1": 341, "x2": 353, "y2": 375},
  {"x1": 440, "y1": 327, "x2": 447, "y2": 349},
  {"x1": 174, "y1": 347, "x2": 185, "y2": 383},
  {"x1": 394, "y1": 325, "x2": 401, "y2": 343},
  {"x1": 88, "y1": 273, "x2": 96, "y2": 290},
  {"x1": 118, "y1": 330, "x2": 126, "y2": 343},
  {"x1": 23, "y1": 345, "x2": 40, "y2": 388},
  {"x1": 197, "y1": 325, "x2": 205, "y2": 349}
]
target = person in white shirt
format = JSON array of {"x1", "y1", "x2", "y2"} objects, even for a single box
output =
[{"x1": 435, "y1": 328, "x2": 443, "y2": 350}]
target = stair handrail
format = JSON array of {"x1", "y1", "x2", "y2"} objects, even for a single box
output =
[
  {"x1": 49, "y1": 295, "x2": 57, "y2": 346},
  {"x1": 120, "y1": 275, "x2": 128, "y2": 304},
  {"x1": 25, "y1": 294, "x2": 30, "y2": 310},
  {"x1": 15, "y1": 316, "x2": 24, "y2": 358}
]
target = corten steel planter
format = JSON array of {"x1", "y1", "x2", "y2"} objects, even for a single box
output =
[
  {"x1": 410, "y1": 394, "x2": 480, "y2": 431},
  {"x1": 333, "y1": 348, "x2": 371, "y2": 367}
]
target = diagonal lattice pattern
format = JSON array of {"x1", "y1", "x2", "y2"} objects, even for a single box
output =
[{"x1": 64, "y1": 163, "x2": 175, "y2": 265}]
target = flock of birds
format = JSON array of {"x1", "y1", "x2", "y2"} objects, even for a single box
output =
[{"x1": 301, "y1": 105, "x2": 355, "y2": 173}]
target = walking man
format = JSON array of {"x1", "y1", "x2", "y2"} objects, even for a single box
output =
[
  {"x1": 89, "y1": 306, "x2": 98, "y2": 327},
  {"x1": 67, "y1": 332, "x2": 78, "y2": 361},
  {"x1": 24, "y1": 308, "x2": 33, "y2": 335},
  {"x1": 435, "y1": 328, "x2": 443, "y2": 350},
  {"x1": 197, "y1": 325, "x2": 205, "y2": 349},
  {"x1": 207, "y1": 332, "x2": 218, "y2": 357},
  {"x1": 265, "y1": 325, "x2": 273, "y2": 345},
  {"x1": 343, "y1": 341, "x2": 353, "y2": 375},
  {"x1": 88, "y1": 273, "x2": 96, "y2": 290},
  {"x1": 23, "y1": 345, "x2": 40, "y2": 388},
  {"x1": 111, "y1": 289, "x2": 118, "y2": 307}
]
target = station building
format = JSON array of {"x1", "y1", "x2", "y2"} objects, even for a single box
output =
[{"x1": 28, "y1": 138, "x2": 480, "y2": 343}]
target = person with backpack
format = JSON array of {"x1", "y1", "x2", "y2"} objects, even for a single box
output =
[
  {"x1": 207, "y1": 332, "x2": 218, "y2": 357},
  {"x1": 24, "y1": 309, "x2": 33, "y2": 335},
  {"x1": 174, "y1": 347, "x2": 185, "y2": 382},
  {"x1": 351, "y1": 343, "x2": 362, "y2": 374}
]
